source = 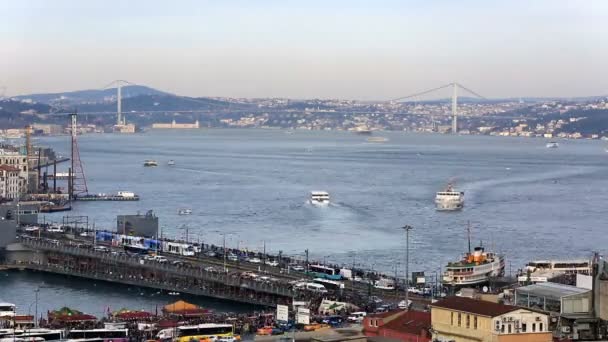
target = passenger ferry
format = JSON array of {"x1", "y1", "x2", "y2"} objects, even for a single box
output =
[
  {"x1": 310, "y1": 191, "x2": 330, "y2": 206},
  {"x1": 443, "y1": 226, "x2": 504, "y2": 287},
  {"x1": 66, "y1": 328, "x2": 128, "y2": 342},
  {"x1": 157, "y1": 324, "x2": 234, "y2": 342},
  {"x1": 517, "y1": 259, "x2": 591, "y2": 283},
  {"x1": 0, "y1": 303, "x2": 15, "y2": 317},
  {"x1": 144, "y1": 160, "x2": 158, "y2": 167},
  {"x1": 546, "y1": 141, "x2": 559, "y2": 148},
  {"x1": 435, "y1": 183, "x2": 464, "y2": 211}
]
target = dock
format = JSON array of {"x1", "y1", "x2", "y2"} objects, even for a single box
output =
[{"x1": 75, "y1": 194, "x2": 140, "y2": 201}]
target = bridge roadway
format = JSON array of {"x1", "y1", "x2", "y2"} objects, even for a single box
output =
[
  {"x1": 13, "y1": 234, "x2": 428, "y2": 309},
  {"x1": 17, "y1": 237, "x2": 295, "y2": 307}
]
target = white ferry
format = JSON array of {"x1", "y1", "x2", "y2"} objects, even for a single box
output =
[
  {"x1": 546, "y1": 141, "x2": 559, "y2": 148},
  {"x1": 435, "y1": 183, "x2": 464, "y2": 211},
  {"x1": 310, "y1": 191, "x2": 330, "y2": 206},
  {"x1": 0, "y1": 303, "x2": 15, "y2": 318},
  {"x1": 144, "y1": 160, "x2": 158, "y2": 167},
  {"x1": 517, "y1": 259, "x2": 591, "y2": 283},
  {"x1": 168, "y1": 160, "x2": 175, "y2": 166},
  {"x1": 443, "y1": 246, "x2": 505, "y2": 287}
]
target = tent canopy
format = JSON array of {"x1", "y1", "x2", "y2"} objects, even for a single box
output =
[{"x1": 163, "y1": 300, "x2": 199, "y2": 313}]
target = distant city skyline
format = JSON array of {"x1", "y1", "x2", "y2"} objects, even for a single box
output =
[{"x1": 1, "y1": 0, "x2": 608, "y2": 100}]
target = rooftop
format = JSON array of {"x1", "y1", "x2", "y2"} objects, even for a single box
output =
[
  {"x1": 382, "y1": 310, "x2": 431, "y2": 336},
  {"x1": 431, "y1": 297, "x2": 518, "y2": 317},
  {"x1": 516, "y1": 282, "x2": 591, "y2": 299}
]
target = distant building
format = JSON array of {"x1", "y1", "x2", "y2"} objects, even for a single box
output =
[
  {"x1": 431, "y1": 296, "x2": 552, "y2": 342},
  {"x1": 113, "y1": 124, "x2": 136, "y2": 133},
  {"x1": 116, "y1": 210, "x2": 158, "y2": 237},
  {"x1": 0, "y1": 148, "x2": 28, "y2": 197},
  {"x1": 31, "y1": 123, "x2": 63, "y2": 135},
  {"x1": 152, "y1": 120, "x2": 200, "y2": 129}
]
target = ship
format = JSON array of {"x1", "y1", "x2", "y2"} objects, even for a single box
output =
[
  {"x1": 310, "y1": 191, "x2": 330, "y2": 206},
  {"x1": 144, "y1": 160, "x2": 158, "y2": 167},
  {"x1": 435, "y1": 183, "x2": 464, "y2": 211},
  {"x1": 546, "y1": 141, "x2": 559, "y2": 148},
  {"x1": 443, "y1": 224, "x2": 505, "y2": 287}
]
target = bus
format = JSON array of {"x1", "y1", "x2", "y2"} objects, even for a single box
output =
[
  {"x1": 66, "y1": 328, "x2": 129, "y2": 342},
  {"x1": 159, "y1": 324, "x2": 234, "y2": 342},
  {"x1": 312, "y1": 278, "x2": 344, "y2": 291},
  {"x1": 308, "y1": 264, "x2": 342, "y2": 280}
]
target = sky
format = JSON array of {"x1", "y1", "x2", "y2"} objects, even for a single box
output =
[{"x1": 1, "y1": 0, "x2": 608, "y2": 100}]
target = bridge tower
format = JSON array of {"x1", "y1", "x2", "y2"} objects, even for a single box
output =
[
  {"x1": 70, "y1": 112, "x2": 88, "y2": 199},
  {"x1": 451, "y1": 82, "x2": 458, "y2": 134}
]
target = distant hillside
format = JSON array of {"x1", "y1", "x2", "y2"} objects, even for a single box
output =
[
  {"x1": 0, "y1": 99, "x2": 53, "y2": 128},
  {"x1": 14, "y1": 85, "x2": 168, "y2": 106},
  {"x1": 74, "y1": 94, "x2": 240, "y2": 112}
]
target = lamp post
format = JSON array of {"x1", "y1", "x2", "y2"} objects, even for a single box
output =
[{"x1": 402, "y1": 225, "x2": 413, "y2": 310}]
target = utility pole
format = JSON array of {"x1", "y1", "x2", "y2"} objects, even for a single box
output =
[
  {"x1": 305, "y1": 249, "x2": 309, "y2": 273},
  {"x1": 34, "y1": 287, "x2": 39, "y2": 328},
  {"x1": 223, "y1": 234, "x2": 227, "y2": 273},
  {"x1": 402, "y1": 225, "x2": 413, "y2": 310}
]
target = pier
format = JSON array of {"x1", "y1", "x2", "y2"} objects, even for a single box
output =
[{"x1": 75, "y1": 194, "x2": 140, "y2": 201}]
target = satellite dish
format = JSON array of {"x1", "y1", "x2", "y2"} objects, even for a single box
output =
[{"x1": 482, "y1": 286, "x2": 489, "y2": 293}]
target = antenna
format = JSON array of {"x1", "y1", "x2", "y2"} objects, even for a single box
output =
[{"x1": 467, "y1": 221, "x2": 471, "y2": 254}]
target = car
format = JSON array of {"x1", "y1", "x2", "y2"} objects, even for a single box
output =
[
  {"x1": 290, "y1": 265, "x2": 305, "y2": 272},
  {"x1": 48, "y1": 239, "x2": 60, "y2": 245},
  {"x1": 47, "y1": 227, "x2": 64, "y2": 233},
  {"x1": 241, "y1": 271, "x2": 258, "y2": 279},
  {"x1": 265, "y1": 260, "x2": 279, "y2": 267},
  {"x1": 25, "y1": 226, "x2": 39, "y2": 232},
  {"x1": 172, "y1": 260, "x2": 184, "y2": 266},
  {"x1": 347, "y1": 312, "x2": 367, "y2": 323},
  {"x1": 205, "y1": 251, "x2": 217, "y2": 257},
  {"x1": 249, "y1": 257, "x2": 262, "y2": 263},
  {"x1": 153, "y1": 255, "x2": 168, "y2": 263},
  {"x1": 303, "y1": 323, "x2": 329, "y2": 332},
  {"x1": 94, "y1": 246, "x2": 109, "y2": 252},
  {"x1": 227, "y1": 254, "x2": 238, "y2": 262},
  {"x1": 79, "y1": 231, "x2": 90, "y2": 237},
  {"x1": 256, "y1": 326, "x2": 274, "y2": 335},
  {"x1": 204, "y1": 266, "x2": 216, "y2": 272}
]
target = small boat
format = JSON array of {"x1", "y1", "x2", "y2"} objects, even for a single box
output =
[
  {"x1": 546, "y1": 141, "x2": 559, "y2": 148},
  {"x1": 310, "y1": 191, "x2": 330, "y2": 206},
  {"x1": 167, "y1": 160, "x2": 175, "y2": 166},
  {"x1": 366, "y1": 137, "x2": 388, "y2": 143},
  {"x1": 435, "y1": 183, "x2": 464, "y2": 211},
  {"x1": 168, "y1": 292, "x2": 180, "y2": 296},
  {"x1": 178, "y1": 208, "x2": 192, "y2": 215},
  {"x1": 144, "y1": 160, "x2": 158, "y2": 167}
]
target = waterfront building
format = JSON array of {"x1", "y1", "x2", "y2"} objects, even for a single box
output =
[
  {"x1": 515, "y1": 282, "x2": 595, "y2": 340},
  {"x1": 113, "y1": 123, "x2": 136, "y2": 133},
  {"x1": 0, "y1": 165, "x2": 23, "y2": 200},
  {"x1": 363, "y1": 310, "x2": 431, "y2": 341},
  {"x1": 0, "y1": 148, "x2": 28, "y2": 197},
  {"x1": 31, "y1": 123, "x2": 63, "y2": 135},
  {"x1": 117, "y1": 210, "x2": 158, "y2": 237},
  {"x1": 152, "y1": 120, "x2": 200, "y2": 129},
  {"x1": 430, "y1": 296, "x2": 552, "y2": 342}
]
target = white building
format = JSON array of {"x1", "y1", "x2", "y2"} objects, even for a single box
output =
[
  {"x1": 0, "y1": 165, "x2": 23, "y2": 199},
  {"x1": 0, "y1": 148, "x2": 28, "y2": 198}
]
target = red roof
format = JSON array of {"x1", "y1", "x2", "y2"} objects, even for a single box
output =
[
  {"x1": 383, "y1": 311, "x2": 431, "y2": 336},
  {"x1": 0, "y1": 165, "x2": 19, "y2": 172},
  {"x1": 431, "y1": 297, "x2": 519, "y2": 317},
  {"x1": 53, "y1": 313, "x2": 97, "y2": 322},
  {"x1": 115, "y1": 311, "x2": 154, "y2": 320}
]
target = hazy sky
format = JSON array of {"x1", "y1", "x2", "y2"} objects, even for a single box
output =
[{"x1": 1, "y1": 0, "x2": 607, "y2": 99}]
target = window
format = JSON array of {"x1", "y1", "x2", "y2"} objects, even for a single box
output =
[
  {"x1": 466, "y1": 315, "x2": 470, "y2": 328},
  {"x1": 451, "y1": 312, "x2": 454, "y2": 325},
  {"x1": 532, "y1": 323, "x2": 536, "y2": 332},
  {"x1": 522, "y1": 323, "x2": 527, "y2": 332},
  {"x1": 508, "y1": 324, "x2": 512, "y2": 333},
  {"x1": 501, "y1": 324, "x2": 505, "y2": 333},
  {"x1": 539, "y1": 322, "x2": 543, "y2": 331},
  {"x1": 457, "y1": 313, "x2": 461, "y2": 327},
  {"x1": 473, "y1": 316, "x2": 477, "y2": 329}
]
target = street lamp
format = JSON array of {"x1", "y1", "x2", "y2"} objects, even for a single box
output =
[{"x1": 402, "y1": 225, "x2": 413, "y2": 310}]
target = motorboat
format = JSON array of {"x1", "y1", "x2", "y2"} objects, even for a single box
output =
[
  {"x1": 546, "y1": 141, "x2": 559, "y2": 148},
  {"x1": 144, "y1": 160, "x2": 158, "y2": 167},
  {"x1": 310, "y1": 191, "x2": 330, "y2": 206},
  {"x1": 178, "y1": 208, "x2": 192, "y2": 215},
  {"x1": 168, "y1": 160, "x2": 175, "y2": 166}
]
